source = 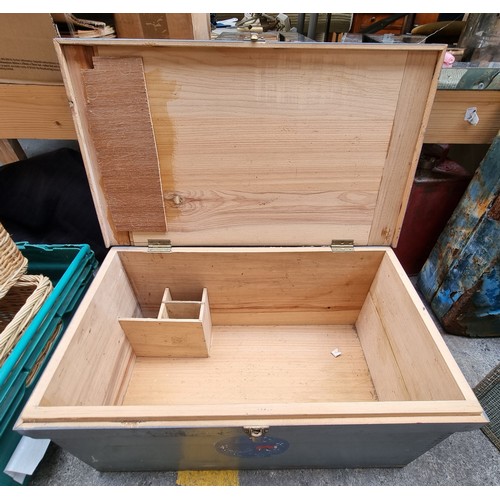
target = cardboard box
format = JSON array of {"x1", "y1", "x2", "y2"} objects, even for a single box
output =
[{"x1": 0, "y1": 14, "x2": 62, "y2": 84}]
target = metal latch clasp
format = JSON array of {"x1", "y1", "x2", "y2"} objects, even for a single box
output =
[
  {"x1": 243, "y1": 426, "x2": 270, "y2": 441},
  {"x1": 147, "y1": 239, "x2": 172, "y2": 253},
  {"x1": 330, "y1": 240, "x2": 354, "y2": 252}
]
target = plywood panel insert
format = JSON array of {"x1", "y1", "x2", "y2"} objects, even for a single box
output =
[
  {"x1": 81, "y1": 56, "x2": 166, "y2": 232},
  {"x1": 122, "y1": 325, "x2": 378, "y2": 405}
]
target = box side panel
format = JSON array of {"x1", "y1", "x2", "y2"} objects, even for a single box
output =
[
  {"x1": 119, "y1": 249, "x2": 385, "y2": 325},
  {"x1": 39, "y1": 251, "x2": 138, "y2": 407},
  {"x1": 370, "y1": 49, "x2": 444, "y2": 246},
  {"x1": 368, "y1": 252, "x2": 468, "y2": 401},
  {"x1": 356, "y1": 293, "x2": 410, "y2": 401},
  {"x1": 18, "y1": 422, "x2": 479, "y2": 471}
]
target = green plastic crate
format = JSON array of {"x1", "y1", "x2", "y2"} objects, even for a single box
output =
[{"x1": 0, "y1": 243, "x2": 98, "y2": 486}]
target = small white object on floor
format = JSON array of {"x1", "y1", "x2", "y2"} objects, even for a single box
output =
[
  {"x1": 331, "y1": 348, "x2": 342, "y2": 358},
  {"x1": 4, "y1": 436, "x2": 50, "y2": 484}
]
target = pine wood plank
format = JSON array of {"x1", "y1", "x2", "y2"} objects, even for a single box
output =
[
  {"x1": 425, "y1": 90, "x2": 500, "y2": 144},
  {"x1": 157, "y1": 288, "x2": 173, "y2": 318},
  {"x1": 161, "y1": 302, "x2": 201, "y2": 319},
  {"x1": 143, "y1": 46, "x2": 403, "y2": 246},
  {"x1": 22, "y1": 400, "x2": 485, "y2": 424},
  {"x1": 162, "y1": 13, "x2": 195, "y2": 39},
  {"x1": 81, "y1": 56, "x2": 166, "y2": 233},
  {"x1": 356, "y1": 293, "x2": 410, "y2": 401},
  {"x1": 0, "y1": 83, "x2": 75, "y2": 140},
  {"x1": 57, "y1": 38, "x2": 448, "y2": 51},
  {"x1": 55, "y1": 41, "x2": 445, "y2": 246},
  {"x1": 191, "y1": 14, "x2": 211, "y2": 40},
  {"x1": 384, "y1": 249, "x2": 481, "y2": 404},
  {"x1": 39, "y1": 251, "x2": 139, "y2": 407},
  {"x1": 118, "y1": 248, "x2": 385, "y2": 325},
  {"x1": 92, "y1": 43, "x2": 442, "y2": 246},
  {"x1": 369, "y1": 251, "x2": 468, "y2": 401},
  {"x1": 119, "y1": 319, "x2": 210, "y2": 358},
  {"x1": 369, "y1": 49, "x2": 444, "y2": 246},
  {"x1": 200, "y1": 288, "x2": 212, "y2": 350},
  {"x1": 122, "y1": 325, "x2": 377, "y2": 405}
]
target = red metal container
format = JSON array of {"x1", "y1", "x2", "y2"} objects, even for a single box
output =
[{"x1": 394, "y1": 146, "x2": 472, "y2": 275}]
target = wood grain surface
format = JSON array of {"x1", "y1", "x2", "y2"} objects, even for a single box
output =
[
  {"x1": 122, "y1": 325, "x2": 378, "y2": 405},
  {"x1": 119, "y1": 248, "x2": 385, "y2": 325},
  {"x1": 70, "y1": 42, "x2": 444, "y2": 246},
  {"x1": 0, "y1": 83, "x2": 74, "y2": 140},
  {"x1": 82, "y1": 56, "x2": 166, "y2": 232},
  {"x1": 426, "y1": 90, "x2": 500, "y2": 144}
]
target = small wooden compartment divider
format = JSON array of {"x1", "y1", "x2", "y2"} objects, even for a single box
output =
[{"x1": 119, "y1": 288, "x2": 211, "y2": 358}]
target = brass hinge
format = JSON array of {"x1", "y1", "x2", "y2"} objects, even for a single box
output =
[
  {"x1": 244, "y1": 33, "x2": 266, "y2": 42},
  {"x1": 330, "y1": 240, "x2": 354, "y2": 252},
  {"x1": 147, "y1": 239, "x2": 172, "y2": 253}
]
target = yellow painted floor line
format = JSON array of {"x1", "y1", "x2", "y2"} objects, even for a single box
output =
[
  {"x1": 176, "y1": 470, "x2": 240, "y2": 486},
  {"x1": 176, "y1": 470, "x2": 239, "y2": 486}
]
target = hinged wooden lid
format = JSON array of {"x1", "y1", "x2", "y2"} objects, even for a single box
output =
[{"x1": 54, "y1": 39, "x2": 445, "y2": 248}]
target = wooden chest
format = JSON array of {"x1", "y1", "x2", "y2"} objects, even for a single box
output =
[{"x1": 15, "y1": 39, "x2": 487, "y2": 471}]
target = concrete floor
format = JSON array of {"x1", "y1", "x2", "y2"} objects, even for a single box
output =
[{"x1": 7, "y1": 141, "x2": 500, "y2": 486}]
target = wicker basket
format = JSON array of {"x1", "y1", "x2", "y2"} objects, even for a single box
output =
[
  {"x1": 0, "y1": 275, "x2": 53, "y2": 367},
  {"x1": 1, "y1": 222, "x2": 54, "y2": 367},
  {"x1": 0, "y1": 223, "x2": 28, "y2": 301}
]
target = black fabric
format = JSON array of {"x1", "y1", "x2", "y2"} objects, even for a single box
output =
[{"x1": 0, "y1": 148, "x2": 107, "y2": 262}]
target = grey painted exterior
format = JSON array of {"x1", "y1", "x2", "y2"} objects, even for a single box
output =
[{"x1": 19, "y1": 421, "x2": 483, "y2": 471}]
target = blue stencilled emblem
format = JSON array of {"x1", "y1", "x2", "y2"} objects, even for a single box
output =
[{"x1": 215, "y1": 435, "x2": 289, "y2": 458}]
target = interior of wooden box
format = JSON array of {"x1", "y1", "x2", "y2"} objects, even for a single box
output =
[{"x1": 38, "y1": 248, "x2": 466, "y2": 409}]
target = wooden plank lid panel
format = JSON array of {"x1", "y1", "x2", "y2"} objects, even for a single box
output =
[{"x1": 55, "y1": 40, "x2": 445, "y2": 247}]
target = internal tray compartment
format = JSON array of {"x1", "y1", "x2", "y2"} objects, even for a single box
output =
[
  {"x1": 22, "y1": 246, "x2": 480, "y2": 421},
  {"x1": 119, "y1": 288, "x2": 212, "y2": 358}
]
